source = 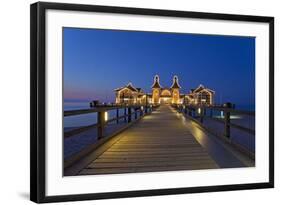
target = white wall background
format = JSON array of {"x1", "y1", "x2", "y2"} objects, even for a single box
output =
[{"x1": 0, "y1": 0, "x2": 279, "y2": 204}]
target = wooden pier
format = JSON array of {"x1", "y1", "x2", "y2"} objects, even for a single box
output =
[{"x1": 65, "y1": 105, "x2": 219, "y2": 175}]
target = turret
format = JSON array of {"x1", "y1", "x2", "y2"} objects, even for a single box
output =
[
  {"x1": 170, "y1": 75, "x2": 181, "y2": 89},
  {"x1": 171, "y1": 75, "x2": 181, "y2": 104},
  {"x1": 151, "y1": 75, "x2": 161, "y2": 88},
  {"x1": 151, "y1": 75, "x2": 161, "y2": 104}
]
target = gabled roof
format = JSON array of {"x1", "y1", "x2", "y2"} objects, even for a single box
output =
[
  {"x1": 170, "y1": 75, "x2": 181, "y2": 89},
  {"x1": 114, "y1": 87, "x2": 124, "y2": 92},
  {"x1": 193, "y1": 84, "x2": 205, "y2": 93},
  {"x1": 126, "y1": 83, "x2": 138, "y2": 91},
  {"x1": 151, "y1": 75, "x2": 162, "y2": 88},
  {"x1": 202, "y1": 88, "x2": 215, "y2": 94},
  {"x1": 193, "y1": 84, "x2": 215, "y2": 94},
  {"x1": 114, "y1": 82, "x2": 139, "y2": 92}
]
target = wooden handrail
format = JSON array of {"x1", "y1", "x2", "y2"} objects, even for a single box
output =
[
  {"x1": 173, "y1": 104, "x2": 255, "y2": 153},
  {"x1": 64, "y1": 104, "x2": 150, "y2": 117},
  {"x1": 64, "y1": 105, "x2": 156, "y2": 139},
  {"x1": 179, "y1": 105, "x2": 255, "y2": 116}
]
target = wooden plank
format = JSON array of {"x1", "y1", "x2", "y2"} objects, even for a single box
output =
[
  {"x1": 114, "y1": 143, "x2": 197, "y2": 147},
  {"x1": 98, "y1": 154, "x2": 212, "y2": 160},
  {"x1": 102, "y1": 149, "x2": 208, "y2": 155},
  {"x1": 110, "y1": 144, "x2": 202, "y2": 148},
  {"x1": 116, "y1": 139, "x2": 196, "y2": 142},
  {"x1": 87, "y1": 160, "x2": 217, "y2": 169},
  {"x1": 98, "y1": 152, "x2": 212, "y2": 159},
  {"x1": 94, "y1": 155, "x2": 214, "y2": 163},
  {"x1": 109, "y1": 146, "x2": 202, "y2": 150},
  {"x1": 79, "y1": 164, "x2": 218, "y2": 175}
]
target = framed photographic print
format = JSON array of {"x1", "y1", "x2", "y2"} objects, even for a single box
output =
[{"x1": 30, "y1": 2, "x2": 274, "y2": 203}]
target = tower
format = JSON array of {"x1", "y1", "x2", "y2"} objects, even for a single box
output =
[
  {"x1": 171, "y1": 75, "x2": 181, "y2": 104},
  {"x1": 151, "y1": 75, "x2": 161, "y2": 104}
]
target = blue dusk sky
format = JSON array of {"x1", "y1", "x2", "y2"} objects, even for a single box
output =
[{"x1": 63, "y1": 27, "x2": 255, "y2": 108}]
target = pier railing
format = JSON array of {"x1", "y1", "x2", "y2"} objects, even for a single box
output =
[
  {"x1": 173, "y1": 104, "x2": 255, "y2": 158},
  {"x1": 64, "y1": 104, "x2": 156, "y2": 139}
]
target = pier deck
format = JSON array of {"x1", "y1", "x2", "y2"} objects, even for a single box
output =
[{"x1": 72, "y1": 105, "x2": 219, "y2": 175}]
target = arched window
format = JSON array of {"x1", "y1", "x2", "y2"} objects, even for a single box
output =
[{"x1": 161, "y1": 89, "x2": 171, "y2": 96}]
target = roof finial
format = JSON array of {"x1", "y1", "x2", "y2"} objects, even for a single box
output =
[
  {"x1": 171, "y1": 75, "x2": 181, "y2": 89},
  {"x1": 151, "y1": 74, "x2": 161, "y2": 88},
  {"x1": 155, "y1": 75, "x2": 159, "y2": 81}
]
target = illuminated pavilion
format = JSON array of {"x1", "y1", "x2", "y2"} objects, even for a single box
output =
[{"x1": 114, "y1": 75, "x2": 215, "y2": 106}]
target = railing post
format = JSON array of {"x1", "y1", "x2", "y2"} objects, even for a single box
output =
[
  {"x1": 184, "y1": 106, "x2": 187, "y2": 114},
  {"x1": 145, "y1": 105, "x2": 148, "y2": 114},
  {"x1": 128, "y1": 107, "x2": 131, "y2": 123},
  {"x1": 116, "y1": 108, "x2": 119, "y2": 124},
  {"x1": 224, "y1": 110, "x2": 230, "y2": 138},
  {"x1": 210, "y1": 108, "x2": 213, "y2": 118},
  {"x1": 124, "y1": 107, "x2": 127, "y2": 122},
  {"x1": 97, "y1": 111, "x2": 105, "y2": 139},
  {"x1": 134, "y1": 108, "x2": 137, "y2": 119}
]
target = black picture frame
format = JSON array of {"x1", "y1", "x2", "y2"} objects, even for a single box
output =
[{"x1": 30, "y1": 1, "x2": 274, "y2": 203}]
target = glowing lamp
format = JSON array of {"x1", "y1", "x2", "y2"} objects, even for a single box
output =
[
  {"x1": 198, "y1": 108, "x2": 201, "y2": 115},
  {"x1": 104, "y1": 111, "x2": 108, "y2": 121}
]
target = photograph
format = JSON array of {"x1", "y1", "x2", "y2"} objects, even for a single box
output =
[
  {"x1": 63, "y1": 27, "x2": 256, "y2": 176},
  {"x1": 30, "y1": 2, "x2": 274, "y2": 202}
]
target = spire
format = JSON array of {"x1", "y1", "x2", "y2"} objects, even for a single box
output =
[
  {"x1": 171, "y1": 75, "x2": 181, "y2": 89},
  {"x1": 151, "y1": 75, "x2": 161, "y2": 88}
]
